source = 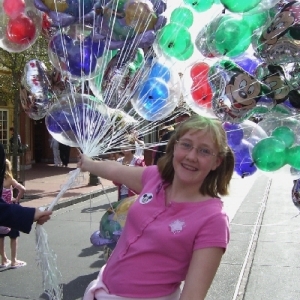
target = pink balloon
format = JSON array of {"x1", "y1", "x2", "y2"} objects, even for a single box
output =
[{"x1": 3, "y1": 0, "x2": 25, "y2": 19}]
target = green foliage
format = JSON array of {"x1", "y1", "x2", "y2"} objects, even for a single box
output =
[{"x1": 0, "y1": 35, "x2": 49, "y2": 103}]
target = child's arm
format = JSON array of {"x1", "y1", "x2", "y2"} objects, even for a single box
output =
[{"x1": 11, "y1": 179, "x2": 26, "y2": 203}]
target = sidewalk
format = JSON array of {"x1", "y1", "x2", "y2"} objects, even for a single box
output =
[{"x1": 20, "y1": 163, "x2": 116, "y2": 210}]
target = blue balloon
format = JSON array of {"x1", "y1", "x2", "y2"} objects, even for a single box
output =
[
  {"x1": 50, "y1": 34, "x2": 105, "y2": 77},
  {"x1": 234, "y1": 159, "x2": 257, "y2": 178},
  {"x1": 47, "y1": 110, "x2": 75, "y2": 134},
  {"x1": 233, "y1": 54, "x2": 261, "y2": 76},
  {"x1": 137, "y1": 78, "x2": 169, "y2": 115},
  {"x1": 232, "y1": 139, "x2": 257, "y2": 177},
  {"x1": 223, "y1": 122, "x2": 244, "y2": 147},
  {"x1": 148, "y1": 62, "x2": 171, "y2": 82},
  {"x1": 64, "y1": 0, "x2": 94, "y2": 18}
]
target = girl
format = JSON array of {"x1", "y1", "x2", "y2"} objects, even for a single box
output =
[
  {"x1": 0, "y1": 159, "x2": 26, "y2": 269},
  {"x1": 114, "y1": 142, "x2": 145, "y2": 201},
  {"x1": 78, "y1": 114, "x2": 234, "y2": 300}
]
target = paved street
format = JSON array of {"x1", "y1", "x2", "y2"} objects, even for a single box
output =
[{"x1": 0, "y1": 167, "x2": 299, "y2": 300}]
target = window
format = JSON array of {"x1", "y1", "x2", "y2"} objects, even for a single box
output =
[{"x1": 0, "y1": 109, "x2": 9, "y2": 151}]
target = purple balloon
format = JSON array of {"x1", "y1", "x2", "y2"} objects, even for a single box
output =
[
  {"x1": 50, "y1": 33, "x2": 104, "y2": 77},
  {"x1": 223, "y1": 122, "x2": 244, "y2": 147},
  {"x1": 232, "y1": 139, "x2": 257, "y2": 177},
  {"x1": 90, "y1": 230, "x2": 115, "y2": 247},
  {"x1": 233, "y1": 54, "x2": 261, "y2": 76}
]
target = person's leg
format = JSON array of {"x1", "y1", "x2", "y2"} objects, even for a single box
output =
[
  {"x1": 0, "y1": 237, "x2": 9, "y2": 266},
  {"x1": 10, "y1": 237, "x2": 17, "y2": 265},
  {"x1": 65, "y1": 146, "x2": 70, "y2": 166},
  {"x1": 60, "y1": 148, "x2": 65, "y2": 166},
  {"x1": 10, "y1": 238, "x2": 26, "y2": 268}
]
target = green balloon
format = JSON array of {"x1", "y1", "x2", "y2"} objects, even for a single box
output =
[
  {"x1": 215, "y1": 17, "x2": 252, "y2": 57},
  {"x1": 220, "y1": 0, "x2": 261, "y2": 13},
  {"x1": 271, "y1": 126, "x2": 295, "y2": 148},
  {"x1": 128, "y1": 48, "x2": 144, "y2": 74},
  {"x1": 286, "y1": 146, "x2": 300, "y2": 169},
  {"x1": 158, "y1": 23, "x2": 191, "y2": 58},
  {"x1": 243, "y1": 11, "x2": 269, "y2": 31},
  {"x1": 252, "y1": 137, "x2": 286, "y2": 172},
  {"x1": 177, "y1": 43, "x2": 194, "y2": 61},
  {"x1": 171, "y1": 7, "x2": 194, "y2": 28},
  {"x1": 184, "y1": 0, "x2": 214, "y2": 12}
]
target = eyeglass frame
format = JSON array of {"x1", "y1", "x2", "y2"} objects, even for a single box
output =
[{"x1": 175, "y1": 140, "x2": 217, "y2": 157}]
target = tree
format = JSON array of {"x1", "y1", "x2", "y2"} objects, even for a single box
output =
[{"x1": 0, "y1": 36, "x2": 49, "y2": 178}]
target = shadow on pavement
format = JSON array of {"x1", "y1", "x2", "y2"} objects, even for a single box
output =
[{"x1": 62, "y1": 271, "x2": 101, "y2": 300}]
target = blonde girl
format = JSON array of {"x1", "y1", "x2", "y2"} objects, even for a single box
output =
[{"x1": 0, "y1": 159, "x2": 26, "y2": 269}]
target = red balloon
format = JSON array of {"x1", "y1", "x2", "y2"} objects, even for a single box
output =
[
  {"x1": 3, "y1": 0, "x2": 25, "y2": 19},
  {"x1": 190, "y1": 62, "x2": 210, "y2": 80},
  {"x1": 6, "y1": 14, "x2": 36, "y2": 45},
  {"x1": 191, "y1": 81, "x2": 212, "y2": 107}
]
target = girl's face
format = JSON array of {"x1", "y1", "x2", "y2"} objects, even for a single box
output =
[{"x1": 173, "y1": 129, "x2": 222, "y2": 188}]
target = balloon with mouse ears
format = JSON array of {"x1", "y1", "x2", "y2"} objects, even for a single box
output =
[
  {"x1": 255, "y1": 62, "x2": 300, "y2": 108},
  {"x1": 209, "y1": 59, "x2": 273, "y2": 123},
  {"x1": 252, "y1": 0, "x2": 300, "y2": 65}
]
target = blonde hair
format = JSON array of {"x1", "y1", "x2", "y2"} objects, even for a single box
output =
[
  {"x1": 157, "y1": 115, "x2": 234, "y2": 197},
  {"x1": 4, "y1": 159, "x2": 13, "y2": 180}
]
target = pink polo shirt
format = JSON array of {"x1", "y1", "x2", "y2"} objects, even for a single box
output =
[{"x1": 102, "y1": 166, "x2": 229, "y2": 298}]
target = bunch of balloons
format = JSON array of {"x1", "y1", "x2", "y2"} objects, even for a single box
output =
[{"x1": 252, "y1": 125, "x2": 300, "y2": 172}]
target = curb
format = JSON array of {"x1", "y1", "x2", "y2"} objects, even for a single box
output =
[{"x1": 53, "y1": 186, "x2": 117, "y2": 211}]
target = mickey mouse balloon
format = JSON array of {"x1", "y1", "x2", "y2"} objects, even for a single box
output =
[
  {"x1": 209, "y1": 60, "x2": 273, "y2": 123},
  {"x1": 253, "y1": 0, "x2": 300, "y2": 65}
]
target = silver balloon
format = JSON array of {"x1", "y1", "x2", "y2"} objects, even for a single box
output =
[{"x1": 20, "y1": 60, "x2": 54, "y2": 120}]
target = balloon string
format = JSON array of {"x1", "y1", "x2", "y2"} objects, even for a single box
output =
[
  {"x1": 47, "y1": 168, "x2": 81, "y2": 211},
  {"x1": 36, "y1": 224, "x2": 63, "y2": 300}
]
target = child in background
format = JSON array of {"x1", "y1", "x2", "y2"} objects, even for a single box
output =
[{"x1": 0, "y1": 159, "x2": 26, "y2": 269}]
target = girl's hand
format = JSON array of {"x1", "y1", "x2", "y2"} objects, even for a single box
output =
[{"x1": 77, "y1": 153, "x2": 93, "y2": 172}]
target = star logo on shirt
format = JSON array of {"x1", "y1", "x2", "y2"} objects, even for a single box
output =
[{"x1": 169, "y1": 220, "x2": 185, "y2": 234}]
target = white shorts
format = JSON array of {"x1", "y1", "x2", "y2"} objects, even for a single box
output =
[{"x1": 83, "y1": 266, "x2": 181, "y2": 300}]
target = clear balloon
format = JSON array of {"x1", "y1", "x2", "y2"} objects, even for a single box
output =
[
  {"x1": 0, "y1": 0, "x2": 42, "y2": 52},
  {"x1": 196, "y1": 14, "x2": 252, "y2": 58},
  {"x1": 131, "y1": 60, "x2": 181, "y2": 121},
  {"x1": 182, "y1": 62, "x2": 215, "y2": 117},
  {"x1": 46, "y1": 93, "x2": 110, "y2": 151},
  {"x1": 101, "y1": 48, "x2": 145, "y2": 109}
]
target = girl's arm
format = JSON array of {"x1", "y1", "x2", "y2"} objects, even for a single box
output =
[
  {"x1": 78, "y1": 154, "x2": 145, "y2": 194},
  {"x1": 11, "y1": 179, "x2": 26, "y2": 203},
  {"x1": 180, "y1": 247, "x2": 223, "y2": 300}
]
